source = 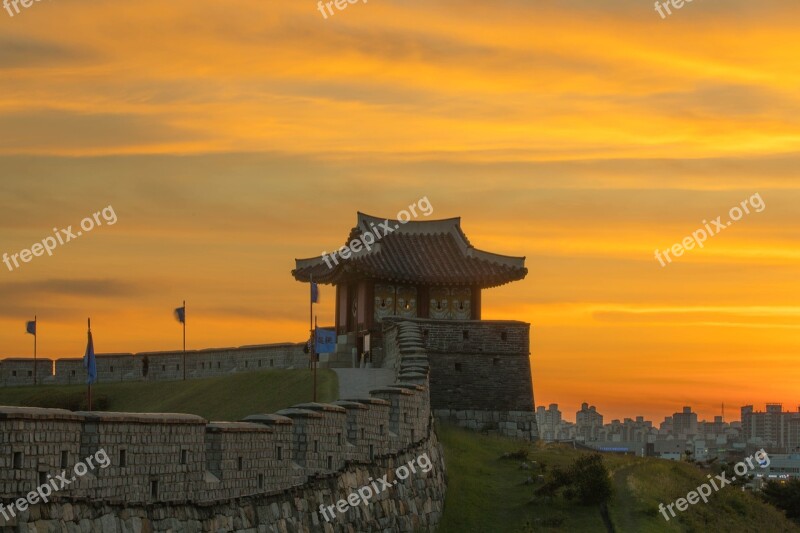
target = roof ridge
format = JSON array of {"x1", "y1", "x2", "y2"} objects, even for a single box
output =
[{"x1": 292, "y1": 213, "x2": 527, "y2": 288}]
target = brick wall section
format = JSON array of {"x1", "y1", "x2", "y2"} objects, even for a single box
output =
[
  {"x1": 139, "y1": 352, "x2": 185, "y2": 381},
  {"x1": 55, "y1": 354, "x2": 138, "y2": 385},
  {"x1": 203, "y1": 422, "x2": 277, "y2": 500},
  {"x1": 384, "y1": 318, "x2": 534, "y2": 412},
  {"x1": 240, "y1": 413, "x2": 301, "y2": 489},
  {"x1": 95, "y1": 353, "x2": 139, "y2": 382},
  {"x1": 54, "y1": 359, "x2": 87, "y2": 385},
  {"x1": 0, "y1": 434, "x2": 446, "y2": 532},
  {"x1": 0, "y1": 382, "x2": 432, "y2": 513},
  {"x1": 277, "y1": 404, "x2": 349, "y2": 478},
  {"x1": 0, "y1": 319, "x2": 446, "y2": 531},
  {"x1": 412, "y1": 318, "x2": 530, "y2": 354},
  {"x1": 395, "y1": 384, "x2": 429, "y2": 445},
  {"x1": 74, "y1": 412, "x2": 206, "y2": 504},
  {"x1": 428, "y1": 351, "x2": 534, "y2": 411},
  {"x1": 0, "y1": 344, "x2": 307, "y2": 388},
  {"x1": 293, "y1": 402, "x2": 356, "y2": 465},
  {"x1": 0, "y1": 359, "x2": 55, "y2": 387},
  {"x1": 0, "y1": 407, "x2": 83, "y2": 497},
  {"x1": 337, "y1": 398, "x2": 392, "y2": 461},
  {"x1": 379, "y1": 326, "x2": 400, "y2": 370},
  {"x1": 370, "y1": 385, "x2": 429, "y2": 449}
]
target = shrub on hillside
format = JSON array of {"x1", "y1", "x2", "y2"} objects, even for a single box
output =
[
  {"x1": 501, "y1": 448, "x2": 529, "y2": 461},
  {"x1": 571, "y1": 454, "x2": 614, "y2": 505},
  {"x1": 534, "y1": 453, "x2": 613, "y2": 506},
  {"x1": 761, "y1": 480, "x2": 800, "y2": 522},
  {"x1": 715, "y1": 462, "x2": 752, "y2": 487}
]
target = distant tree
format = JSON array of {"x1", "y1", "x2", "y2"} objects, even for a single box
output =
[
  {"x1": 761, "y1": 480, "x2": 800, "y2": 521},
  {"x1": 716, "y1": 463, "x2": 751, "y2": 487},
  {"x1": 534, "y1": 454, "x2": 612, "y2": 506},
  {"x1": 571, "y1": 454, "x2": 613, "y2": 505}
]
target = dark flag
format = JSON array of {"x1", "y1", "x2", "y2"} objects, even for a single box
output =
[
  {"x1": 26, "y1": 320, "x2": 36, "y2": 336},
  {"x1": 83, "y1": 328, "x2": 97, "y2": 385},
  {"x1": 174, "y1": 305, "x2": 186, "y2": 324}
]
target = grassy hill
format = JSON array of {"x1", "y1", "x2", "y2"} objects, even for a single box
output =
[
  {"x1": 437, "y1": 424, "x2": 799, "y2": 532},
  {"x1": 0, "y1": 369, "x2": 338, "y2": 420}
]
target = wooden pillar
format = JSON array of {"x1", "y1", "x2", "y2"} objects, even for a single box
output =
[
  {"x1": 471, "y1": 285, "x2": 481, "y2": 320},
  {"x1": 335, "y1": 284, "x2": 341, "y2": 333},
  {"x1": 364, "y1": 280, "x2": 375, "y2": 331},
  {"x1": 418, "y1": 285, "x2": 429, "y2": 318},
  {"x1": 337, "y1": 283, "x2": 350, "y2": 334},
  {"x1": 347, "y1": 283, "x2": 357, "y2": 333}
]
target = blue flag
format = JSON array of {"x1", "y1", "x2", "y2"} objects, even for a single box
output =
[
  {"x1": 315, "y1": 328, "x2": 336, "y2": 353},
  {"x1": 84, "y1": 329, "x2": 97, "y2": 385},
  {"x1": 311, "y1": 282, "x2": 319, "y2": 304},
  {"x1": 174, "y1": 306, "x2": 186, "y2": 324},
  {"x1": 25, "y1": 320, "x2": 36, "y2": 336}
]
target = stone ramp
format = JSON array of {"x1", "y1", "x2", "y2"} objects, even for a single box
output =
[{"x1": 333, "y1": 368, "x2": 396, "y2": 399}]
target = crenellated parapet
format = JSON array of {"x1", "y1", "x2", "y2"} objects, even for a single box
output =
[
  {"x1": 0, "y1": 343, "x2": 308, "y2": 388},
  {"x1": 0, "y1": 321, "x2": 444, "y2": 532}
]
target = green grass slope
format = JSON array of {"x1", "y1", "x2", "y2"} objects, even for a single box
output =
[
  {"x1": 0, "y1": 369, "x2": 338, "y2": 421},
  {"x1": 437, "y1": 424, "x2": 799, "y2": 533}
]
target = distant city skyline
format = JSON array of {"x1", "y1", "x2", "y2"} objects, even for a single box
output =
[
  {"x1": 537, "y1": 400, "x2": 800, "y2": 474},
  {"x1": 540, "y1": 401, "x2": 800, "y2": 425}
]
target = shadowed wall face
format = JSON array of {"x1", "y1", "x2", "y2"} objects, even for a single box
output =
[
  {"x1": 429, "y1": 351, "x2": 534, "y2": 412},
  {"x1": 414, "y1": 320, "x2": 534, "y2": 412}
]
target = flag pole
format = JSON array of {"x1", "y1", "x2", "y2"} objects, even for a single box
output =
[
  {"x1": 33, "y1": 315, "x2": 37, "y2": 385},
  {"x1": 182, "y1": 300, "x2": 186, "y2": 380},
  {"x1": 87, "y1": 317, "x2": 92, "y2": 411},
  {"x1": 310, "y1": 275, "x2": 316, "y2": 402},
  {"x1": 314, "y1": 315, "x2": 318, "y2": 403}
]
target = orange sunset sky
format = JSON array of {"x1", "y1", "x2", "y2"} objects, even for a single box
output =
[{"x1": 1, "y1": 0, "x2": 798, "y2": 423}]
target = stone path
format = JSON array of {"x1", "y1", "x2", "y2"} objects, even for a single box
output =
[{"x1": 333, "y1": 368, "x2": 396, "y2": 399}]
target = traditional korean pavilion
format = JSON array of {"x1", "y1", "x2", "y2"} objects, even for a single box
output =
[{"x1": 292, "y1": 213, "x2": 527, "y2": 359}]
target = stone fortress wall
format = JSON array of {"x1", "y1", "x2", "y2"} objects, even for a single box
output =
[
  {"x1": 384, "y1": 317, "x2": 538, "y2": 440},
  {"x1": 0, "y1": 321, "x2": 446, "y2": 532},
  {"x1": 0, "y1": 343, "x2": 308, "y2": 387}
]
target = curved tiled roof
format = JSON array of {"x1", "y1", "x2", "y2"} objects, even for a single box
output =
[{"x1": 292, "y1": 212, "x2": 526, "y2": 288}]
